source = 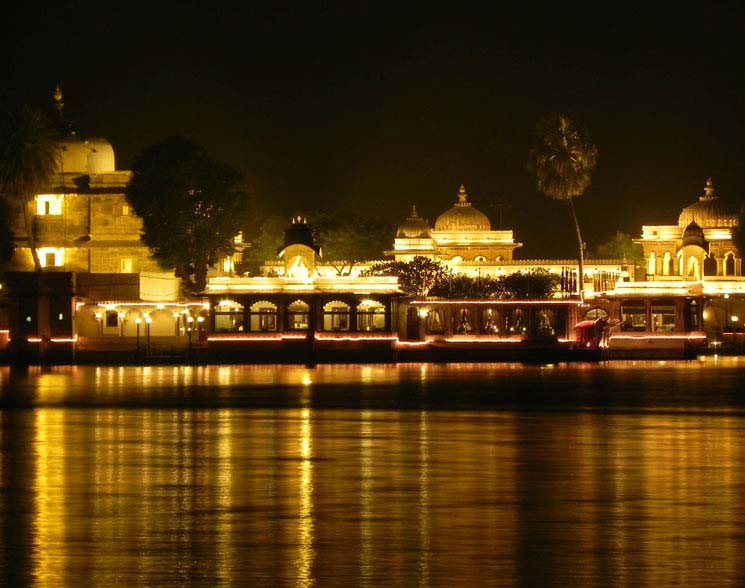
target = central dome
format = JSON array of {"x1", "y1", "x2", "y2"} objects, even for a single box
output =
[
  {"x1": 678, "y1": 178, "x2": 738, "y2": 228},
  {"x1": 434, "y1": 185, "x2": 491, "y2": 231},
  {"x1": 397, "y1": 205, "x2": 431, "y2": 238}
]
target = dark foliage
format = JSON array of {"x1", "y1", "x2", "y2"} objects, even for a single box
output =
[
  {"x1": 0, "y1": 104, "x2": 60, "y2": 271},
  {"x1": 126, "y1": 137, "x2": 252, "y2": 295},
  {"x1": 363, "y1": 256, "x2": 451, "y2": 296}
]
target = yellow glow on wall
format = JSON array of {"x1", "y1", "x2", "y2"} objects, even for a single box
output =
[
  {"x1": 37, "y1": 247, "x2": 65, "y2": 267},
  {"x1": 287, "y1": 256, "x2": 310, "y2": 279}
]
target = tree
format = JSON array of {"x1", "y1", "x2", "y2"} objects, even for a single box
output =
[
  {"x1": 429, "y1": 273, "x2": 505, "y2": 299},
  {"x1": 312, "y1": 213, "x2": 394, "y2": 275},
  {"x1": 239, "y1": 213, "x2": 287, "y2": 275},
  {"x1": 363, "y1": 256, "x2": 450, "y2": 296},
  {"x1": 593, "y1": 231, "x2": 644, "y2": 263},
  {"x1": 500, "y1": 269, "x2": 560, "y2": 299},
  {"x1": 0, "y1": 104, "x2": 60, "y2": 271},
  {"x1": 528, "y1": 113, "x2": 598, "y2": 299},
  {"x1": 126, "y1": 137, "x2": 252, "y2": 295},
  {"x1": 0, "y1": 199, "x2": 16, "y2": 267}
]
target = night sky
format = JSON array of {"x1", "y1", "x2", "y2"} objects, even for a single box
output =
[{"x1": 3, "y1": 2, "x2": 745, "y2": 257}]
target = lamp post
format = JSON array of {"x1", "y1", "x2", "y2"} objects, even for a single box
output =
[
  {"x1": 187, "y1": 315, "x2": 194, "y2": 358},
  {"x1": 134, "y1": 317, "x2": 141, "y2": 352},
  {"x1": 197, "y1": 315, "x2": 204, "y2": 344},
  {"x1": 724, "y1": 294, "x2": 730, "y2": 349},
  {"x1": 145, "y1": 315, "x2": 152, "y2": 355},
  {"x1": 94, "y1": 312, "x2": 103, "y2": 336}
]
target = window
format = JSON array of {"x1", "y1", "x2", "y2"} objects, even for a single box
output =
[
  {"x1": 651, "y1": 301, "x2": 676, "y2": 332},
  {"x1": 474, "y1": 255, "x2": 486, "y2": 263},
  {"x1": 725, "y1": 253, "x2": 736, "y2": 276},
  {"x1": 621, "y1": 301, "x2": 647, "y2": 331},
  {"x1": 452, "y1": 307, "x2": 473, "y2": 334},
  {"x1": 248, "y1": 301, "x2": 277, "y2": 331},
  {"x1": 322, "y1": 301, "x2": 350, "y2": 331},
  {"x1": 216, "y1": 300, "x2": 246, "y2": 332},
  {"x1": 585, "y1": 308, "x2": 608, "y2": 321},
  {"x1": 105, "y1": 311, "x2": 119, "y2": 328},
  {"x1": 357, "y1": 300, "x2": 386, "y2": 331},
  {"x1": 38, "y1": 247, "x2": 64, "y2": 268},
  {"x1": 647, "y1": 251, "x2": 656, "y2": 276},
  {"x1": 424, "y1": 309, "x2": 445, "y2": 334},
  {"x1": 481, "y1": 308, "x2": 501, "y2": 334},
  {"x1": 35, "y1": 194, "x2": 63, "y2": 215},
  {"x1": 122, "y1": 204, "x2": 130, "y2": 216},
  {"x1": 287, "y1": 300, "x2": 310, "y2": 330},
  {"x1": 120, "y1": 258, "x2": 133, "y2": 273}
]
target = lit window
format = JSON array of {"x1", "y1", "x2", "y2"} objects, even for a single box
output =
[
  {"x1": 37, "y1": 247, "x2": 64, "y2": 267},
  {"x1": 35, "y1": 194, "x2": 64, "y2": 215},
  {"x1": 122, "y1": 204, "x2": 130, "y2": 216},
  {"x1": 120, "y1": 258, "x2": 133, "y2": 273}
]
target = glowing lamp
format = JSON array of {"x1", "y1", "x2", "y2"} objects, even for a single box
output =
[{"x1": 134, "y1": 317, "x2": 142, "y2": 325}]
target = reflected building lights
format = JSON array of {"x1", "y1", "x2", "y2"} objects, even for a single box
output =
[
  {"x1": 33, "y1": 410, "x2": 66, "y2": 588},
  {"x1": 297, "y1": 408, "x2": 315, "y2": 588},
  {"x1": 359, "y1": 410, "x2": 373, "y2": 588},
  {"x1": 418, "y1": 412, "x2": 430, "y2": 588}
]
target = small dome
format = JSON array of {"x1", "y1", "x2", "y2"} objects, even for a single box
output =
[
  {"x1": 678, "y1": 178, "x2": 738, "y2": 228},
  {"x1": 397, "y1": 205, "x2": 431, "y2": 238},
  {"x1": 681, "y1": 220, "x2": 706, "y2": 249},
  {"x1": 280, "y1": 216, "x2": 320, "y2": 254},
  {"x1": 57, "y1": 137, "x2": 116, "y2": 173},
  {"x1": 434, "y1": 185, "x2": 491, "y2": 231}
]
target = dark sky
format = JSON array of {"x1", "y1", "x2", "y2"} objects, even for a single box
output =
[{"x1": 3, "y1": 1, "x2": 745, "y2": 257}]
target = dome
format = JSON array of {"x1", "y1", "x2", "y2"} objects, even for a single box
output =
[
  {"x1": 678, "y1": 178, "x2": 738, "y2": 228},
  {"x1": 57, "y1": 137, "x2": 116, "y2": 173},
  {"x1": 434, "y1": 185, "x2": 491, "y2": 231},
  {"x1": 681, "y1": 220, "x2": 706, "y2": 249},
  {"x1": 280, "y1": 216, "x2": 320, "y2": 254},
  {"x1": 397, "y1": 205, "x2": 431, "y2": 238}
]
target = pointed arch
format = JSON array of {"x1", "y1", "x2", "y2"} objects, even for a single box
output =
[{"x1": 647, "y1": 251, "x2": 656, "y2": 276}]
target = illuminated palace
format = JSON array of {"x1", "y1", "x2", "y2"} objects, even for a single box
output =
[
  {"x1": 1, "y1": 92, "x2": 742, "y2": 360},
  {"x1": 389, "y1": 184, "x2": 629, "y2": 290},
  {"x1": 2, "y1": 89, "x2": 203, "y2": 357}
]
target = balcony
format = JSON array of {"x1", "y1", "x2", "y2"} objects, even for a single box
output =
[{"x1": 32, "y1": 215, "x2": 65, "y2": 243}]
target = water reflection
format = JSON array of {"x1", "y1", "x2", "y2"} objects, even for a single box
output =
[{"x1": 1, "y1": 362, "x2": 745, "y2": 586}]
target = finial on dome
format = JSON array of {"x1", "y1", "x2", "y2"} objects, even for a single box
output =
[
  {"x1": 457, "y1": 184, "x2": 468, "y2": 205},
  {"x1": 53, "y1": 85, "x2": 64, "y2": 114},
  {"x1": 703, "y1": 177, "x2": 715, "y2": 200},
  {"x1": 410, "y1": 205, "x2": 419, "y2": 218}
]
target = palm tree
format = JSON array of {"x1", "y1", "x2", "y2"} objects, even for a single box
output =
[
  {"x1": 0, "y1": 103, "x2": 61, "y2": 271},
  {"x1": 528, "y1": 113, "x2": 598, "y2": 299}
]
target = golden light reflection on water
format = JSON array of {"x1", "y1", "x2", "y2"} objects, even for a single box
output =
[
  {"x1": 359, "y1": 410, "x2": 373, "y2": 588},
  {"x1": 1, "y1": 363, "x2": 744, "y2": 587},
  {"x1": 297, "y1": 408, "x2": 315, "y2": 588},
  {"x1": 33, "y1": 410, "x2": 66, "y2": 588}
]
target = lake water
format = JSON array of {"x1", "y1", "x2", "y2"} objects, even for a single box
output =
[{"x1": 2, "y1": 359, "x2": 745, "y2": 587}]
